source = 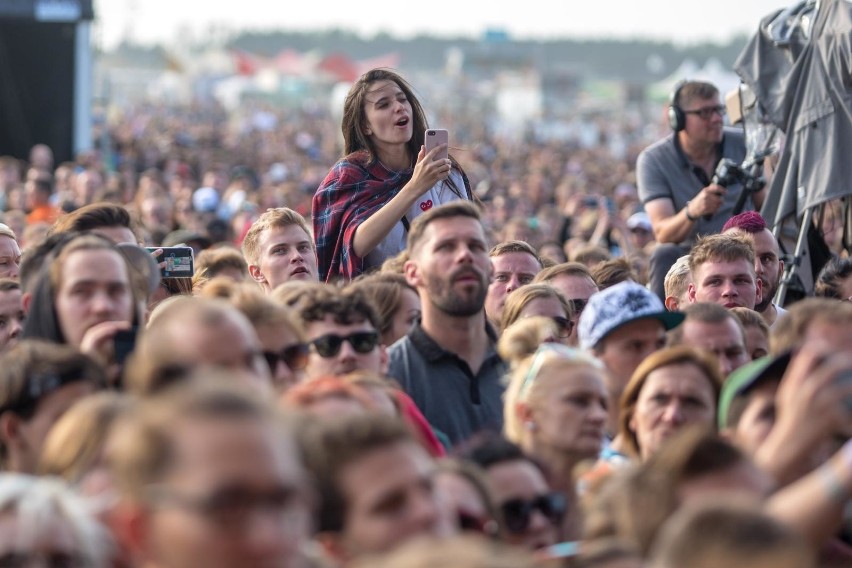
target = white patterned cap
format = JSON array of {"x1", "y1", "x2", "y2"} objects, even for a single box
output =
[{"x1": 578, "y1": 281, "x2": 684, "y2": 350}]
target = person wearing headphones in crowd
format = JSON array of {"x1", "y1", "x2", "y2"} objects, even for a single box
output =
[{"x1": 637, "y1": 80, "x2": 760, "y2": 300}]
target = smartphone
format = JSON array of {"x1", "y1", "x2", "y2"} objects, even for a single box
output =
[
  {"x1": 113, "y1": 327, "x2": 138, "y2": 367},
  {"x1": 145, "y1": 246, "x2": 195, "y2": 278},
  {"x1": 425, "y1": 129, "x2": 449, "y2": 161}
]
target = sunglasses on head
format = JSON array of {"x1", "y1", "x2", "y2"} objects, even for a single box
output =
[
  {"x1": 500, "y1": 492, "x2": 567, "y2": 534},
  {"x1": 310, "y1": 331, "x2": 380, "y2": 358},
  {"x1": 263, "y1": 343, "x2": 309, "y2": 372}
]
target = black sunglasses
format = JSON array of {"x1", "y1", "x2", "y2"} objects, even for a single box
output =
[
  {"x1": 263, "y1": 343, "x2": 309, "y2": 372},
  {"x1": 310, "y1": 331, "x2": 380, "y2": 358},
  {"x1": 551, "y1": 316, "x2": 574, "y2": 338},
  {"x1": 566, "y1": 298, "x2": 588, "y2": 315},
  {"x1": 500, "y1": 492, "x2": 567, "y2": 534}
]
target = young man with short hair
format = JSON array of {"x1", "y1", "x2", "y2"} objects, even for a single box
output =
[
  {"x1": 242, "y1": 208, "x2": 318, "y2": 292},
  {"x1": 484, "y1": 240, "x2": 542, "y2": 327},
  {"x1": 687, "y1": 233, "x2": 762, "y2": 310},
  {"x1": 295, "y1": 285, "x2": 387, "y2": 380}
]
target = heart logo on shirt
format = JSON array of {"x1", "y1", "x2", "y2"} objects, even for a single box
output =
[{"x1": 420, "y1": 200, "x2": 433, "y2": 211}]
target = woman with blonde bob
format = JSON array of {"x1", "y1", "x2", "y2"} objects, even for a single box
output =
[
  {"x1": 499, "y1": 284, "x2": 574, "y2": 344},
  {"x1": 619, "y1": 346, "x2": 723, "y2": 461},
  {"x1": 500, "y1": 317, "x2": 608, "y2": 538}
]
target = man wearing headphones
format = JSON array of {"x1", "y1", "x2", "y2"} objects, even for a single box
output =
[{"x1": 637, "y1": 80, "x2": 763, "y2": 300}]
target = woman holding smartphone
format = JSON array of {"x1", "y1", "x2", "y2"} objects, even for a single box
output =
[{"x1": 313, "y1": 68, "x2": 472, "y2": 282}]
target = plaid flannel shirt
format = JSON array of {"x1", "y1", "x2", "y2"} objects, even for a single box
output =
[{"x1": 313, "y1": 151, "x2": 412, "y2": 282}]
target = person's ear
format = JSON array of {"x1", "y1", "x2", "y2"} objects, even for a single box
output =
[
  {"x1": 754, "y1": 277, "x2": 763, "y2": 306},
  {"x1": 687, "y1": 282, "x2": 697, "y2": 303},
  {"x1": 0, "y1": 412, "x2": 24, "y2": 453},
  {"x1": 21, "y1": 292, "x2": 32, "y2": 314},
  {"x1": 248, "y1": 264, "x2": 266, "y2": 285},
  {"x1": 403, "y1": 259, "x2": 420, "y2": 289},
  {"x1": 664, "y1": 296, "x2": 679, "y2": 312}
]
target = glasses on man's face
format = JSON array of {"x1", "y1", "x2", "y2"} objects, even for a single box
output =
[
  {"x1": 683, "y1": 105, "x2": 726, "y2": 120},
  {"x1": 500, "y1": 492, "x2": 567, "y2": 534},
  {"x1": 147, "y1": 484, "x2": 309, "y2": 530},
  {"x1": 551, "y1": 316, "x2": 574, "y2": 339},
  {"x1": 263, "y1": 343, "x2": 309, "y2": 373},
  {"x1": 0, "y1": 552, "x2": 84, "y2": 568},
  {"x1": 310, "y1": 331, "x2": 380, "y2": 358}
]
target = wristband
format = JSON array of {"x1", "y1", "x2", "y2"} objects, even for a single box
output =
[{"x1": 684, "y1": 201, "x2": 698, "y2": 222}]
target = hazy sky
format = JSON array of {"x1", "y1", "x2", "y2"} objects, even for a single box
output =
[{"x1": 94, "y1": 0, "x2": 786, "y2": 49}]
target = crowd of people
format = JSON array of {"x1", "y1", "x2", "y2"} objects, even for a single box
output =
[{"x1": 0, "y1": 68, "x2": 849, "y2": 567}]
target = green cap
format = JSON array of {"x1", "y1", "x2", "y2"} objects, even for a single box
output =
[{"x1": 717, "y1": 352, "x2": 790, "y2": 430}]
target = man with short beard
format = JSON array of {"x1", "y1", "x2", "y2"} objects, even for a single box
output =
[
  {"x1": 387, "y1": 201, "x2": 505, "y2": 445},
  {"x1": 722, "y1": 211, "x2": 787, "y2": 327}
]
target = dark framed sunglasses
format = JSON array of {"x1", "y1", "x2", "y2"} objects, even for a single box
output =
[
  {"x1": 551, "y1": 316, "x2": 574, "y2": 338},
  {"x1": 500, "y1": 492, "x2": 567, "y2": 534},
  {"x1": 263, "y1": 343, "x2": 309, "y2": 372},
  {"x1": 310, "y1": 331, "x2": 380, "y2": 358},
  {"x1": 683, "y1": 105, "x2": 726, "y2": 120},
  {"x1": 566, "y1": 298, "x2": 588, "y2": 315}
]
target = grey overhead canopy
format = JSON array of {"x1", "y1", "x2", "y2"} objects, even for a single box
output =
[{"x1": 734, "y1": 0, "x2": 852, "y2": 229}]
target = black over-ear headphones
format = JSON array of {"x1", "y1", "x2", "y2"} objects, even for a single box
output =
[{"x1": 667, "y1": 80, "x2": 688, "y2": 132}]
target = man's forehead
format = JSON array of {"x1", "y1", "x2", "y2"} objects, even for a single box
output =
[
  {"x1": 697, "y1": 258, "x2": 754, "y2": 276},
  {"x1": 492, "y1": 251, "x2": 539, "y2": 271},
  {"x1": 423, "y1": 216, "x2": 486, "y2": 241},
  {"x1": 261, "y1": 224, "x2": 311, "y2": 246},
  {"x1": 683, "y1": 318, "x2": 743, "y2": 342}
]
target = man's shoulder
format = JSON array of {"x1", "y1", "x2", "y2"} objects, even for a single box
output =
[{"x1": 639, "y1": 133, "x2": 677, "y2": 159}]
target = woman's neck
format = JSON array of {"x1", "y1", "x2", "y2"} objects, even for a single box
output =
[{"x1": 375, "y1": 144, "x2": 411, "y2": 172}]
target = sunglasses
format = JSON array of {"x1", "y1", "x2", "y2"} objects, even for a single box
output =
[
  {"x1": 263, "y1": 343, "x2": 309, "y2": 372},
  {"x1": 310, "y1": 331, "x2": 380, "y2": 358},
  {"x1": 500, "y1": 492, "x2": 567, "y2": 534},
  {"x1": 683, "y1": 105, "x2": 726, "y2": 120},
  {"x1": 551, "y1": 316, "x2": 574, "y2": 338}
]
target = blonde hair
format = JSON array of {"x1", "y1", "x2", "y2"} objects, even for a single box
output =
[
  {"x1": 499, "y1": 283, "x2": 572, "y2": 334},
  {"x1": 241, "y1": 207, "x2": 312, "y2": 266},
  {"x1": 38, "y1": 392, "x2": 134, "y2": 483},
  {"x1": 500, "y1": 334, "x2": 603, "y2": 444},
  {"x1": 200, "y1": 277, "x2": 304, "y2": 340}
]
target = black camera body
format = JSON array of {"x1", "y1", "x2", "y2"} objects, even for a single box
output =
[{"x1": 712, "y1": 158, "x2": 766, "y2": 193}]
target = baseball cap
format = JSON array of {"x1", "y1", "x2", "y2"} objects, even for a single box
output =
[
  {"x1": 717, "y1": 351, "x2": 791, "y2": 429},
  {"x1": 627, "y1": 212, "x2": 652, "y2": 232},
  {"x1": 578, "y1": 281, "x2": 684, "y2": 350}
]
